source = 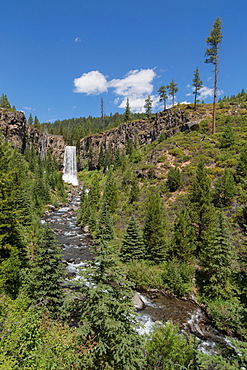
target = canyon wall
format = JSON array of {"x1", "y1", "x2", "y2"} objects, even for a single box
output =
[
  {"x1": 0, "y1": 109, "x2": 65, "y2": 166},
  {"x1": 79, "y1": 109, "x2": 193, "y2": 170}
]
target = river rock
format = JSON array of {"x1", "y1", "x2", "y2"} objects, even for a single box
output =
[{"x1": 133, "y1": 292, "x2": 145, "y2": 310}]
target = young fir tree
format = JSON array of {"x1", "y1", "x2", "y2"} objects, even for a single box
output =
[
  {"x1": 124, "y1": 97, "x2": 131, "y2": 122},
  {"x1": 143, "y1": 189, "x2": 168, "y2": 263},
  {"x1": 235, "y1": 145, "x2": 247, "y2": 181},
  {"x1": 204, "y1": 17, "x2": 223, "y2": 134},
  {"x1": 167, "y1": 79, "x2": 178, "y2": 107},
  {"x1": 0, "y1": 93, "x2": 11, "y2": 109},
  {"x1": 172, "y1": 209, "x2": 196, "y2": 262},
  {"x1": 78, "y1": 240, "x2": 145, "y2": 369},
  {"x1": 103, "y1": 169, "x2": 118, "y2": 213},
  {"x1": 120, "y1": 216, "x2": 146, "y2": 262},
  {"x1": 157, "y1": 85, "x2": 168, "y2": 110},
  {"x1": 192, "y1": 67, "x2": 203, "y2": 110},
  {"x1": 220, "y1": 120, "x2": 235, "y2": 148},
  {"x1": 213, "y1": 168, "x2": 236, "y2": 207},
  {"x1": 27, "y1": 224, "x2": 64, "y2": 318},
  {"x1": 189, "y1": 161, "x2": 214, "y2": 255},
  {"x1": 94, "y1": 202, "x2": 114, "y2": 244},
  {"x1": 167, "y1": 166, "x2": 182, "y2": 192},
  {"x1": 129, "y1": 175, "x2": 139, "y2": 204},
  {"x1": 201, "y1": 211, "x2": 236, "y2": 300}
]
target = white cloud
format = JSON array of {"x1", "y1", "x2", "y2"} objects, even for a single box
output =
[
  {"x1": 73, "y1": 68, "x2": 157, "y2": 112},
  {"x1": 73, "y1": 71, "x2": 108, "y2": 95},
  {"x1": 74, "y1": 37, "x2": 82, "y2": 43},
  {"x1": 23, "y1": 106, "x2": 32, "y2": 110},
  {"x1": 199, "y1": 86, "x2": 214, "y2": 99}
]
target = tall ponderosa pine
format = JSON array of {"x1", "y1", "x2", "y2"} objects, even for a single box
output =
[
  {"x1": 189, "y1": 161, "x2": 214, "y2": 254},
  {"x1": 79, "y1": 240, "x2": 145, "y2": 369},
  {"x1": 205, "y1": 17, "x2": 223, "y2": 134},
  {"x1": 143, "y1": 189, "x2": 168, "y2": 263},
  {"x1": 192, "y1": 67, "x2": 203, "y2": 110},
  {"x1": 202, "y1": 211, "x2": 236, "y2": 300},
  {"x1": 167, "y1": 80, "x2": 178, "y2": 107},
  {"x1": 157, "y1": 85, "x2": 168, "y2": 110},
  {"x1": 120, "y1": 216, "x2": 146, "y2": 262},
  {"x1": 27, "y1": 225, "x2": 64, "y2": 318}
]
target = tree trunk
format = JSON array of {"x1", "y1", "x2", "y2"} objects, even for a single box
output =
[{"x1": 212, "y1": 45, "x2": 219, "y2": 134}]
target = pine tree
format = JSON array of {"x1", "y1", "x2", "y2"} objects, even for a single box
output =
[
  {"x1": 78, "y1": 240, "x2": 145, "y2": 369},
  {"x1": 205, "y1": 17, "x2": 223, "y2": 134},
  {"x1": 213, "y1": 168, "x2": 236, "y2": 207},
  {"x1": 144, "y1": 95, "x2": 153, "y2": 119},
  {"x1": 157, "y1": 85, "x2": 168, "y2": 110},
  {"x1": 143, "y1": 189, "x2": 168, "y2": 263},
  {"x1": 167, "y1": 80, "x2": 178, "y2": 107},
  {"x1": 103, "y1": 169, "x2": 118, "y2": 213},
  {"x1": 28, "y1": 113, "x2": 34, "y2": 125},
  {"x1": 189, "y1": 161, "x2": 214, "y2": 254},
  {"x1": 120, "y1": 216, "x2": 146, "y2": 262},
  {"x1": 202, "y1": 211, "x2": 236, "y2": 300},
  {"x1": 0, "y1": 93, "x2": 11, "y2": 109},
  {"x1": 192, "y1": 67, "x2": 203, "y2": 110},
  {"x1": 220, "y1": 120, "x2": 235, "y2": 148},
  {"x1": 129, "y1": 175, "x2": 139, "y2": 204},
  {"x1": 167, "y1": 166, "x2": 181, "y2": 192},
  {"x1": 27, "y1": 225, "x2": 64, "y2": 318},
  {"x1": 94, "y1": 203, "x2": 114, "y2": 243},
  {"x1": 97, "y1": 142, "x2": 105, "y2": 170},
  {"x1": 236, "y1": 145, "x2": 247, "y2": 181},
  {"x1": 172, "y1": 209, "x2": 196, "y2": 262},
  {"x1": 124, "y1": 97, "x2": 131, "y2": 122}
]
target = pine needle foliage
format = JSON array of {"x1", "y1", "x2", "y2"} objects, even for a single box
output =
[{"x1": 120, "y1": 216, "x2": 146, "y2": 262}]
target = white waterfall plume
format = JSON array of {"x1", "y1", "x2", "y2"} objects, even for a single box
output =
[{"x1": 62, "y1": 146, "x2": 79, "y2": 186}]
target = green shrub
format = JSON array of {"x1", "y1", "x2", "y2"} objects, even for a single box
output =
[
  {"x1": 126, "y1": 260, "x2": 164, "y2": 290},
  {"x1": 162, "y1": 259, "x2": 195, "y2": 296}
]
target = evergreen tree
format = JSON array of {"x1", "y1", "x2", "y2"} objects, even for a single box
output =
[
  {"x1": 143, "y1": 189, "x2": 168, "y2": 263},
  {"x1": 94, "y1": 203, "x2": 114, "y2": 243},
  {"x1": 129, "y1": 175, "x2": 139, "y2": 203},
  {"x1": 220, "y1": 120, "x2": 235, "y2": 148},
  {"x1": 26, "y1": 225, "x2": 64, "y2": 318},
  {"x1": 124, "y1": 97, "x2": 131, "y2": 122},
  {"x1": 78, "y1": 240, "x2": 145, "y2": 369},
  {"x1": 120, "y1": 216, "x2": 146, "y2": 262},
  {"x1": 192, "y1": 67, "x2": 203, "y2": 110},
  {"x1": 213, "y1": 168, "x2": 236, "y2": 207},
  {"x1": 236, "y1": 145, "x2": 247, "y2": 181},
  {"x1": 172, "y1": 209, "x2": 196, "y2": 262},
  {"x1": 167, "y1": 79, "x2": 178, "y2": 107},
  {"x1": 189, "y1": 161, "x2": 214, "y2": 254},
  {"x1": 202, "y1": 211, "x2": 236, "y2": 300},
  {"x1": 103, "y1": 169, "x2": 118, "y2": 213},
  {"x1": 28, "y1": 113, "x2": 34, "y2": 125},
  {"x1": 34, "y1": 116, "x2": 42, "y2": 130},
  {"x1": 205, "y1": 17, "x2": 223, "y2": 134},
  {"x1": 126, "y1": 138, "x2": 134, "y2": 157},
  {"x1": 157, "y1": 85, "x2": 168, "y2": 110},
  {"x1": 97, "y1": 142, "x2": 105, "y2": 170},
  {"x1": 167, "y1": 166, "x2": 181, "y2": 192},
  {"x1": 0, "y1": 93, "x2": 11, "y2": 109},
  {"x1": 144, "y1": 95, "x2": 153, "y2": 119}
]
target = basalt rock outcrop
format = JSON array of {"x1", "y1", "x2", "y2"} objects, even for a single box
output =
[
  {"x1": 0, "y1": 109, "x2": 65, "y2": 166},
  {"x1": 79, "y1": 109, "x2": 194, "y2": 170}
]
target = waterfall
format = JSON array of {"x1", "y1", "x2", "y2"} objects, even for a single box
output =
[{"x1": 62, "y1": 146, "x2": 79, "y2": 186}]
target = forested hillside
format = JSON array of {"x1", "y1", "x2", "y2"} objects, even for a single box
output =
[{"x1": 1, "y1": 96, "x2": 247, "y2": 368}]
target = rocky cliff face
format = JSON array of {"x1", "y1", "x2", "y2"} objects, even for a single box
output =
[
  {"x1": 79, "y1": 109, "x2": 192, "y2": 170},
  {"x1": 0, "y1": 109, "x2": 65, "y2": 166}
]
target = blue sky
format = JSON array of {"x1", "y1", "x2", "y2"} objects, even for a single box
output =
[{"x1": 1, "y1": 0, "x2": 246, "y2": 123}]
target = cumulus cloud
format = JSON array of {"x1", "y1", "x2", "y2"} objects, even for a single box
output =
[
  {"x1": 73, "y1": 68, "x2": 157, "y2": 112},
  {"x1": 73, "y1": 71, "x2": 108, "y2": 95},
  {"x1": 199, "y1": 86, "x2": 214, "y2": 99}
]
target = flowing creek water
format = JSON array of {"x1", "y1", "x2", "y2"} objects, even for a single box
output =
[{"x1": 44, "y1": 189, "x2": 236, "y2": 356}]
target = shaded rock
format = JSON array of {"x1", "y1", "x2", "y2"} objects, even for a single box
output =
[{"x1": 133, "y1": 292, "x2": 145, "y2": 310}]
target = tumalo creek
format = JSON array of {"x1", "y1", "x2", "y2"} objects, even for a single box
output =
[{"x1": 43, "y1": 187, "x2": 238, "y2": 356}]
